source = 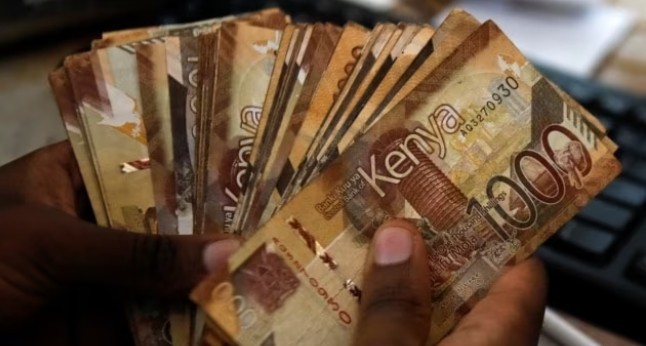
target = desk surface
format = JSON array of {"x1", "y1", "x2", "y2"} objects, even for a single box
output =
[
  {"x1": 599, "y1": 0, "x2": 646, "y2": 95},
  {"x1": 552, "y1": 310, "x2": 640, "y2": 346}
]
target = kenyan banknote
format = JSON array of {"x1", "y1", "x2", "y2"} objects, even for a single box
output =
[
  {"x1": 196, "y1": 23, "x2": 284, "y2": 234},
  {"x1": 236, "y1": 24, "x2": 343, "y2": 234},
  {"x1": 192, "y1": 20, "x2": 621, "y2": 346}
]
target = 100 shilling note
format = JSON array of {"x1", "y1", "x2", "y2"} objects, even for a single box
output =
[{"x1": 192, "y1": 20, "x2": 621, "y2": 346}]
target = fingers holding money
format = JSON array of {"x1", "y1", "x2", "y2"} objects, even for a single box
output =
[
  {"x1": 0, "y1": 141, "x2": 86, "y2": 217},
  {"x1": 353, "y1": 219, "x2": 432, "y2": 346},
  {"x1": 440, "y1": 257, "x2": 547, "y2": 346},
  {"x1": 352, "y1": 220, "x2": 547, "y2": 346},
  {"x1": 0, "y1": 204, "x2": 239, "y2": 331}
]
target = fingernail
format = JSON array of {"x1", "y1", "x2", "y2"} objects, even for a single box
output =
[
  {"x1": 203, "y1": 239, "x2": 241, "y2": 273},
  {"x1": 374, "y1": 227, "x2": 413, "y2": 266}
]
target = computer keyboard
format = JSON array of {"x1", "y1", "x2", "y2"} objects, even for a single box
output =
[
  {"x1": 218, "y1": 0, "x2": 646, "y2": 342},
  {"x1": 534, "y1": 64, "x2": 646, "y2": 344}
]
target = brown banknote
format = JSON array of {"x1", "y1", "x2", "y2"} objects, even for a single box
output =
[
  {"x1": 311, "y1": 23, "x2": 420, "y2": 177},
  {"x1": 137, "y1": 43, "x2": 179, "y2": 235},
  {"x1": 52, "y1": 8, "x2": 291, "y2": 346},
  {"x1": 193, "y1": 31, "x2": 219, "y2": 236},
  {"x1": 230, "y1": 24, "x2": 302, "y2": 234},
  {"x1": 336, "y1": 24, "x2": 435, "y2": 151},
  {"x1": 94, "y1": 8, "x2": 290, "y2": 48},
  {"x1": 140, "y1": 18, "x2": 287, "y2": 342},
  {"x1": 89, "y1": 44, "x2": 181, "y2": 346},
  {"x1": 83, "y1": 27, "x2": 202, "y2": 346},
  {"x1": 322, "y1": 9, "x2": 480, "y2": 178},
  {"x1": 164, "y1": 35, "x2": 200, "y2": 236},
  {"x1": 137, "y1": 43, "x2": 198, "y2": 346},
  {"x1": 270, "y1": 22, "x2": 370, "y2": 208},
  {"x1": 292, "y1": 23, "x2": 399, "y2": 189},
  {"x1": 192, "y1": 20, "x2": 621, "y2": 346},
  {"x1": 196, "y1": 22, "x2": 285, "y2": 235},
  {"x1": 377, "y1": 9, "x2": 481, "y2": 125},
  {"x1": 236, "y1": 23, "x2": 344, "y2": 234},
  {"x1": 283, "y1": 23, "x2": 382, "y2": 203},
  {"x1": 63, "y1": 52, "x2": 176, "y2": 346},
  {"x1": 48, "y1": 67, "x2": 109, "y2": 226},
  {"x1": 86, "y1": 44, "x2": 157, "y2": 232},
  {"x1": 95, "y1": 7, "x2": 290, "y2": 234}
]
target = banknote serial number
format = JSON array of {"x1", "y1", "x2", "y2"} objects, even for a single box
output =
[
  {"x1": 460, "y1": 76, "x2": 519, "y2": 136},
  {"x1": 273, "y1": 237, "x2": 353, "y2": 325}
]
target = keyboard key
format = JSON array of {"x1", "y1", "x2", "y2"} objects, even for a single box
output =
[
  {"x1": 557, "y1": 222, "x2": 616, "y2": 256},
  {"x1": 624, "y1": 156, "x2": 646, "y2": 182},
  {"x1": 634, "y1": 105, "x2": 646, "y2": 125},
  {"x1": 600, "y1": 93, "x2": 633, "y2": 117},
  {"x1": 315, "y1": 0, "x2": 337, "y2": 14},
  {"x1": 343, "y1": 7, "x2": 368, "y2": 23},
  {"x1": 601, "y1": 178, "x2": 646, "y2": 207},
  {"x1": 566, "y1": 82, "x2": 598, "y2": 104},
  {"x1": 596, "y1": 114, "x2": 615, "y2": 131},
  {"x1": 578, "y1": 199, "x2": 633, "y2": 232},
  {"x1": 616, "y1": 127, "x2": 646, "y2": 157},
  {"x1": 626, "y1": 252, "x2": 646, "y2": 288}
]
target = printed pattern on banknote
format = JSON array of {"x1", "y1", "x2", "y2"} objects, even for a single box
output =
[{"x1": 194, "y1": 20, "x2": 621, "y2": 346}]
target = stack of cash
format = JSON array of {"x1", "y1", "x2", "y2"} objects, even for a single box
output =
[{"x1": 49, "y1": 6, "x2": 622, "y2": 346}]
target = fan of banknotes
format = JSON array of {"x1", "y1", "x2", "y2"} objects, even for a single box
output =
[{"x1": 49, "y1": 6, "x2": 621, "y2": 346}]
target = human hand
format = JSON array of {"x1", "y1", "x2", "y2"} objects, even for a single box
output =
[
  {"x1": 0, "y1": 142, "x2": 239, "y2": 346},
  {"x1": 353, "y1": 220, "x2": 547, "y2": 346}
]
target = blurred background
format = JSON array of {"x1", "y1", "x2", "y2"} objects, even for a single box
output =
[{"x1": 0, "y1": 0, "x2": 645, "y2": 345}]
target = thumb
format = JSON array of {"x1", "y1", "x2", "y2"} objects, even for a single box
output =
[
  {"x1": 353, "y1": 219, "x2": 433, "y2": 346},
  {"x1": 7, "y1": 204, "x2": 239, "y2": 298}
]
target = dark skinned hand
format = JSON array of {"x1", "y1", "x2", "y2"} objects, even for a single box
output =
[
  {"x1": 0, "y1": 141, "x2": 239, "y2": 346},
  {"x1": 0, "y1": 141, "x2": 547, "y2": 346},
  {"x1": 353, "y1": 220, "x2": 548, "y2": 346}
]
